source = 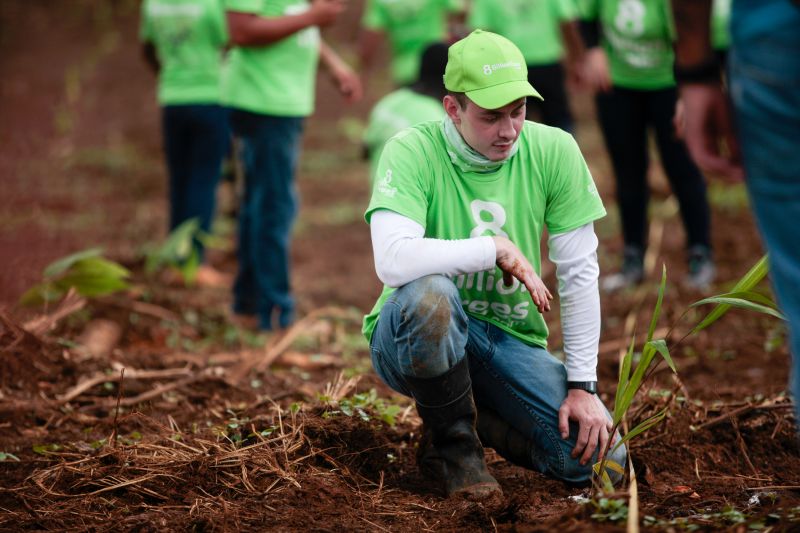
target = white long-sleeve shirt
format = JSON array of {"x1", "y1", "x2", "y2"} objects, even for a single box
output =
[{"x1": 370, "y1": 209, "x2": 600, "y2": 381}]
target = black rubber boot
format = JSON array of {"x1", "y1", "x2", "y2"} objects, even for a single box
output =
[
  {"x1": 476, "y1": 406, "x2": 539, "y2": 470},
  {"x1": 405, "y1": 357, "x2": 502, "y2": 501}
]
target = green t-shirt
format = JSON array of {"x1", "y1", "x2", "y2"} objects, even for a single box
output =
[
  {"x1": 580, "y1": 0, "x2": 675, "y2": 89},
  {"x1": 362, "y1": 120, "x2": 606, "y2": 347},
  {"x1": 222, "y1": 0, "x2": 320, "y2": 116},
  {"x1": 362, "y1": 0, "x2": 463, "y2": 84},
  {"x1": 140, "y1": 0, "x2": 228, "y2": 105},
  {"x1": 363, "y1": 88, "x2": 445, "y2": 182},
  {"x1": 711, "y1": 0, "x2": 731, "y2": 51},
  {"x1": 468, "y1": 0, "x2": 577, "y2": 66}
]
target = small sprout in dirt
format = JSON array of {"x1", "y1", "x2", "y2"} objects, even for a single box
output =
[
  {"x1": 20, "y1": 247, "x2": 131, "y2": 306},
  {"x1": 386, "y1": 453, "x2": 396, "y2": 463},
  {"x1": 258, "y1": 427, "x2": 276, "y2": 438},
  {"x1": 32, "y1": 443, "x2": 62, "y2": 455},
  {"x1": 590, "y1": 497, "x2": 628, "y2": 523},
  {"x1": 0, "y1": 452, "x2": 20, "y2": 462},
  {"x1": 764, "y1": 323, "x2": 786, "y2": 352},
  {"x1": 143, "y1": 218, "x2": 203, "y2": 285},
  {"x1": 250, "y1": 379, "x2": 263, "y2": 389},
  {"x1": 290, "y1": 402, "x2": 302, "y2": 414}
]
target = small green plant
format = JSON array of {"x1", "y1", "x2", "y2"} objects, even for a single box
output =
[
  {"x1": 19, "y1": 248, "x2": 130, "y2": 306},
  {"x1": 144, "y1": 218, "x2": 202, "y2": 284},
  {"x1": 594, "y1": 256, "x2": 784, "y2": 490},
  {"x1": 594, "y1": 266, "x2": 676, "y2": 488},
  {"x1": 319, "y1": 389, "x2": 403, "y2": 426},
  {"x1": 0, "y1": 452, "x2": 20, "y2": 462},
  {"x1": 591, "y1": 497, "x2": 628, "y2": 523}
]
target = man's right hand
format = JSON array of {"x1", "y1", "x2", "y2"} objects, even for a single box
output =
[
  {"x1": 310, "y1": 0, "x2": 346, "y2": 27},
  {"x1": 493, "y1": 236, "x2": 552, "y2": 313},
  {"x1": 679, "y1": 83, "x2": 744, "y2": 182}
]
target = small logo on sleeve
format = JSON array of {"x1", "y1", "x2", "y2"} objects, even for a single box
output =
[{"x1": 378, "y1": 169, "x2": 398, "y2": 197}]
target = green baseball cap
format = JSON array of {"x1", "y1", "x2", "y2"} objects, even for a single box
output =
[{"x1": 444, "y1": 29, "x2": 543, "y2": 110}]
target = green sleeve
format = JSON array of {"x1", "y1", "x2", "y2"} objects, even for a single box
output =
[
  {"x1": 139, "y1": 0, "x2": 153, "y2": 42},
  {"x1": 225, "y1": 0, "x2": 262, "y2": 14},
  {"x1": 447, "y1": 0, "x2": 466, "y2": 13},
  {"x1": 466, "y1": 0, "x2": 492, "y2": 31},
  {"x1": 365, "y1": 130, "x2": 431, "y2": 227},
  {"x1": 213, "y1": 0, "x2": 229, "y2": 44},
  {"x1": 575, "y1": 0, "x2": 598, "y2": 20},
  {"x1": 362, "y1": 0, "x2": 386, "y2": 30},
  {"x1": 543, "y1": 131, "x2": 606, "y2": 234},
  {"x1": 556, "y1": 0, "x2": 579, "y2": 21}
]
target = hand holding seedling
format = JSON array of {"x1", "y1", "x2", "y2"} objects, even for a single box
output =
[
  {"x1": 493, "y1": 236, "x2": 552, "y2": 313},
  {"x1": 309, "y1": 0, "x2": 347, "y2": 27},
  {"x1": 558, "y1": 390, "x2": 613, "y2": 465}
]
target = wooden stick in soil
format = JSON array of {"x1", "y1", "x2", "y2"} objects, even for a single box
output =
[
  {"x1": 109, "y1": 368, "x2": 125, "y2": 447},
  {"x1": 59, "y1": 367, "x2": 193, "y2": 403}
]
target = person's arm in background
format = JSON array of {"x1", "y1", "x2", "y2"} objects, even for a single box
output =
[
  {"x1": 576, "y1": 0, "x2": 611, "y2": 92},
  {"x1": 446, "y1": 0, "x2": 469, "y2": 41},
  {"x1": 560, "y1": 21, "x2": 586, "y2": 86},
  {"x1": 139, "y1": 1, "x2": 160, "y2": 74},
  {"x1": 671, "y1": 0, "x2": 743, "y2": 180},
  {"x1": 319, "y1": 39, "x2": 363, "y2": 103},
  {"x1": 357, "y1": 0, "x2": 385, "y2": 91},
  {"x1": 227, "y1": 0, "x2": 344, "y2": 47},
  {"x1": 142, "y1": 42, "x2": 160, "y2": 74}
]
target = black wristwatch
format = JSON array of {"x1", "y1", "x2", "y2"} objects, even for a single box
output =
[{"x1": 567, "y1": 381, "x2": 598, "y2": 395}]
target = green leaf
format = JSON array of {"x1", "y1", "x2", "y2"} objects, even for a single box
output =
[
  {"x1": 611, "y1": 409, "x2": 668, "y2": 454},
  {"x1": 647, "y1": 265, "x2": 667, "y2": 343},
  {"x1": 43, "y1": 247, "x2": 104, "y2": 278},
  {"x1": 691, "y1": 296, "x2": 785, "y2": 322},
  {"x1": 0, "y1": 452, "x2": 20, "y2": 462},
  {"x1": 614, "y1": 335, "x2": 636, "y2": 418},
  {"x1": 646, "y1": 339, "x2": 676, "y2": 373},
  {"x1": 691, "y1": 255, "x2": 770, "y2": 333}
]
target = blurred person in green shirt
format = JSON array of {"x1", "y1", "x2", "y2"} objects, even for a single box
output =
[
  {"x1": 578, "y1": 0, "x2": 714, "y2": 292},
  {"x1": 363, "y1": 42, "x2": 449, "y2": 181},
  {"x1": 467, "y1": 0, "x2": 586, "y2": 133},
  {"x1": 141, "y1": 0, "x2": 232, "y2": 287},
  {"x1": 222, "y1": 0, "x2": 362, "y2": 330},
  {"x1": 359, "y1": 0, "x2": 465, "y2": 87}
]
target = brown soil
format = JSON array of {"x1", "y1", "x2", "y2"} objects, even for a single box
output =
[{"x1": 1, "y1": 1, "x2": 798, "y2": 531}]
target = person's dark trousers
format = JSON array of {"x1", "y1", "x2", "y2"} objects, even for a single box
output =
[
  {"x1": 595, "y1": 86, "x2": 712, "y2": 252},
  {"x1": 229, "y1": 109, "x2": 304, "y2": 330},
  {"x1": 162, "y1": 104, "x2": 229, "y2": 260},
  {"x1": 526, "y1": 62, "x2": 574, "y2": 134}
]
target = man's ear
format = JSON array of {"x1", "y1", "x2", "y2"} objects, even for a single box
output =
[{"x1": 443, "y1": 95, "x2": 461, "y2": 125}]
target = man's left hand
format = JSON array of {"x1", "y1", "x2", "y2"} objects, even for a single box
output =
[
  {"x1": 331, "y1": 63, "x2": 363, "y2": 103},
  {"x1": 558, "y1": 389, "x2": 612, "y2": 465}
]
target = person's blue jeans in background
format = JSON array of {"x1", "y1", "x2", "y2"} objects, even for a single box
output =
[
  {"x1": 729, "y1": 0, "x2": 800, "y2": 423},
  {"x1": 162, "y1": 104, "x2": 229, "y2": 260},
  {"x1": 229, "y1": 109, "x2": 304, "y2": 330},
  {"x1": 370, "y1": 275, "x2": 626, "y2": 485}
]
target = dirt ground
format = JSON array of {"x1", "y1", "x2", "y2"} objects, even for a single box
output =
[{"x1": 1, "y1": 1, "x2": 799, "y2": 531}]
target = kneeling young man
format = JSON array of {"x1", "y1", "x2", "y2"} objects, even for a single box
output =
[{"x1": 363, "y1": 30, "x2": 625, "y2": 500}]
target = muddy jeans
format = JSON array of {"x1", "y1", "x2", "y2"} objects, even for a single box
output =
[
  {"x1": 369, "y1": 275, "x2": 626, "y2": 484},
  {"x1": 729, "y1": 0, "x2": 800, "y2": 423}
]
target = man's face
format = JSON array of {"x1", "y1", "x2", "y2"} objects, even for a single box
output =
[{"x1": 444, "y1": 96, "x2": 526, "y2": 161}]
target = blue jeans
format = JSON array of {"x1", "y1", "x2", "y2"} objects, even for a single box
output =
[
  {"x1": 162, "y1": 104, "x2": 229, "y2": 260},
  {"x1": 730, "y1": 0, "x2": 800, "y2": 421},
  {"x1": 370, "y1": 275, "x2": 626, "y2": 484},
  {"x1": 229, "y1": 109, "x2": 304, "y2": 329}
]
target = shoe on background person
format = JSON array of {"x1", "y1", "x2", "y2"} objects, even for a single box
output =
[
  {"x1": 601, "y1": 245, "x2": 644, "y2": 293},
  {"x1": 685, "y1": 245, "x2": 716, "y2": 290}
]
